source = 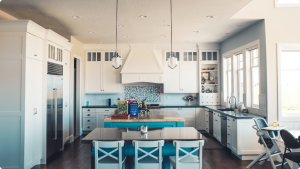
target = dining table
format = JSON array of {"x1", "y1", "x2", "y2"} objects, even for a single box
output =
[{"x1": 82, "y1": 127, "x2": 207, "y2": 169}]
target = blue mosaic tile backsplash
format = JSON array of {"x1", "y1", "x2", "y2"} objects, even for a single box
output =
[{"x1": 124, "y1": 86, "x2": 160, "y2": 102}]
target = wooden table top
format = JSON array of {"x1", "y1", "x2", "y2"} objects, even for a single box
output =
[{"x1": 104, "y1": 109, "x2": 185, "y2": 122}]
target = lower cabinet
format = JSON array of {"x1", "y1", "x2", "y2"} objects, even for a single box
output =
[
  {"x1": 212, "y1": 116, "x2": 263, "y2": 156},
  {"x1": 83, "y1": 108, "x2": 115, "y2": 132},
  {"x1": 170, "y1": 108, "x2": 196, "y2": 127}
]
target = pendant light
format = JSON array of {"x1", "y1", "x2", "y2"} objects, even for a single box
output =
[
  {"x1": 168, "y1": 0, "x2": 177, "y2": 69},
  {"x1": 112, "y1": 0, "x2": 122, "y2": 69}
]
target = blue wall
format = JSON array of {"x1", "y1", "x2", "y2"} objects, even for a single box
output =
[{"x1": 220, "y1": 20, "x2": 267, "y2": 115}]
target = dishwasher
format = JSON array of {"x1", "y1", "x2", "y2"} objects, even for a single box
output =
[{"x1": 221, "y1": 115, "x2": 227, "y2": 146}]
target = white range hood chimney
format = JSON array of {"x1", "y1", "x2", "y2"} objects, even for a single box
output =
[{"x1": 120, "y1": 45, "x2": 164, "y2": 84}]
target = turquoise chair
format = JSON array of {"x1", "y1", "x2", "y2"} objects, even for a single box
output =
[
  {"x1": 169, "y1": 140, "x2": 205, "y2": 169},
  {"x1": 93, "y1": 140, "x2": 126, "y2": 169},
  {"x1": 132, "y1": 140, "x2": 164, "y2": 169}
]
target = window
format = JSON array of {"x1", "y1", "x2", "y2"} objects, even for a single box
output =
[
  {"x1": 278, "y1": 43, "x2": 300, "y2": 121},
  {"x1": 250, "y1": 49, "x2": 259, "y2": 108},
  {"x1": 237, "y1": 53, "x2": 243, "y2": 103},
  {"x1": 275, "y1": 0, "x2": 300, "y2": 7}
]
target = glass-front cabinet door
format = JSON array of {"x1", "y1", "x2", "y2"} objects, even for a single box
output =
[{"x1": 201, "y1": 51, "x2": 218, "y2": 62}]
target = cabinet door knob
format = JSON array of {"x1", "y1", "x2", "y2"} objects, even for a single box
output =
[
  {"x1": 215, "y1": 120, "x2": 217, "y2": 121},
  {"x1": 228, "y1": 126, "x2": 230, "y2": 127},
  {"x1": 206, "y1": 121, "x2": 208, "y2": 122},
  {"x1": 34, "y1": 54, "x2": 37, "y2": 57},
  {"x1": 87, "y1": 114, "x2": 90, "y2": 116},
  {"x1": 228, "y1": 134, "x2": 230, "y2": 135},
  {"x1": 105, "y1": 110, "x2": 109, "y2": 111},
  {"x1": 88, "y1": 109, "x2": 90, "y2": 111},
  {"x1": 88, "y1": 120, "x2": 90, "y2": 122},
  {"x1": 87, "y1": 126, "x2": 90, "y2": 128},
  {"x1": 65, "y1": 63, "x2": 67, "y2": 65},
  {"x1": 228, "y1": 143, "x2": 230, "y2": 145}
]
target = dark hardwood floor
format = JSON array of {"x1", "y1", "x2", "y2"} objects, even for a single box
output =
[{"x1": 32, "y1": 135, "x2": 279, "y2": 169}]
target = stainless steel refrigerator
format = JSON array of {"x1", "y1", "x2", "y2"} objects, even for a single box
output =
[{"x1": 47, "y1": 62, "x2": 63, "y2": 158}]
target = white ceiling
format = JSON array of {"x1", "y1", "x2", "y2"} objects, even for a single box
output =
[{"x1": 0, "y1": 0, "x2": 260, "y2": 44}]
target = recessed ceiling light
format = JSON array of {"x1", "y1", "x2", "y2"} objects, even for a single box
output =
[
  {"x1": 123, "y1": 35, "x2": 128, "y2": 37},
  {"x1": 140, "y1": 15, "x2": 147, "y2": 18},
  {"x1": 72, "y1": 15, "x2": 80, "y2": 18},
  {"x1": 206, "y1": 16, "x2": 213, "y2": 19},
  {"x1": 193, "y1": 31, "x2": 199, "y2": 33},
  {"x1": 89, "y1": 31, "x2": 94, "y2": 33}
]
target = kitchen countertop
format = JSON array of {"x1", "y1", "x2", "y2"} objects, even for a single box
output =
[
  {"x1": 82, "y1": 127, "x2": 206, "y2": 143},
  {"x1": 104, "y1": 109, "x2": 185, "y2": 122},
  {"x1": 83, "y1": 105, "x2": 265, "y2": 119},
  {"x1": 205, "y1": 105, "x2": 265, "y2": 119}
]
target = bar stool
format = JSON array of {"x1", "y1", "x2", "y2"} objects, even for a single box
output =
[
  {"x1": 169, "y1": 140, "x2": 205, "y2": 169},
  {"x1": 93, "y1": 140, "x2": 126, "y2": 169},
  {"x1": 280, "y1": 129, "x2": 300, "y2": 169},
  {"x1": 132, "y1": 140, "x2": 164, "y2": 169}
]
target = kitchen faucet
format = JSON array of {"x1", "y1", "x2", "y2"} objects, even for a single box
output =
[{"x1": 229, "y1": 96, "x2": 237, "y2": 109}]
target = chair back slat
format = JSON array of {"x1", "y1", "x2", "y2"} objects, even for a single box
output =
[
  {"x1": 95, "y1": 140, "x2": 124, "y2": 148},
  {"x1": 280, "y1": 130, "x2": 300, "y2": 149},
  {"x1": 173, "y1": 141, "x2": 202, "y2": 148},
  {"x1": 133, "y1": 140, "x2": 164, "y2": 147},
  {"x1": 253, "y1": 118, "x2": 268, "y2": 131}
]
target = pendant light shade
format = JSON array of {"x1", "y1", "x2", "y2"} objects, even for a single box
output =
[
  {"x1": 167, "y1": 0, "x2": 177, "y2": 69},
  {"x1": 112, "y1": 52, "x2": 122, "y2": 69},
  {"x1": 112, "y1": 0, "x2": 122, "y2": 69},
  {"x1": 168, "y1": 52, "x2": 177, "y2": 69}
]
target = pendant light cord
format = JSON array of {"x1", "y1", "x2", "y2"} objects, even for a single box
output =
[
  {"x1": 116, "y1": 0, "x2": 118, "y2": 55},
  {"x1": 170, "y1": 0, "x2": 172, "y2": 55}
]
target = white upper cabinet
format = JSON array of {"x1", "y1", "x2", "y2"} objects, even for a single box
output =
[
  {"x1": 63, "y1": 50, "x2": 70, "y2": 67},
  {"x1": 85, "y1": 51, "x2": 121, "y2": 93},
  {"x1": 26, "y1": 33, "x2": 43, "y2": 61},
  {"x1": 164, "y1": 51, "x2": 198, "y2": 93}
]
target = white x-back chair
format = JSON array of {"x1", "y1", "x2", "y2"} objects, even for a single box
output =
[
  {"x1": 132, "y1": 140, "x2": 164, "y2": 169},
  {"x1": 93, "y1": 140, "x2": 126, "y2": 169},
  {"x1": 169, "y1": 140, "x2": 205, "y2": 169}
]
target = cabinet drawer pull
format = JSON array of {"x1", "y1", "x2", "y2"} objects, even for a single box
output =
[
  {"x1": 88, "y1": 120, "x2": 90, "y2": 122},
  {"x1": 233, "y1": 119, "x2": 235, "y2": 121},
  {"x1": 228, "y1": 143, "x2": 230, "y2": 145},
  {"x1": 87, "y1": 114, "x2": 90, "y2": 116},
  {"x1": 87, "y1": 126, "x2": 90, "y2": 128},
  {"x1": 87, "y1": 109, "x2": 90, "y2": 111},
  {"x1": 228, "y1": 126, "x2": 230, "y2": 127},
  {"x1": 34, "y1": 54, "x2": 37, "y2": 56},
  {"x1": 215, "y1": 120, "x2": 217, "y2": 121},
  {"x1": 65, "y1": 63, "x2": 67, "y2": 65},
  {"x1": 105, "y1": 110, "x2": 109, "y2": 111},
  {"x1": 206, "y1": 121, "x2": 208, "y2": 122},
  {"x1": 228, "y1": 134, "x2": 230, "y2": 136}
]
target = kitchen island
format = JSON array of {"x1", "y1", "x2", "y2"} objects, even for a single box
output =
[
  {"x1": 82, "y1": 127, "x2": 207, "y2": 169},
  {"x1": 104, "y1": 109, "x2": 185, "y2": 128}
]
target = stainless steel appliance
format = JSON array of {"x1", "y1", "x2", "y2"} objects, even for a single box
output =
[
  {"x1": 47, "y1": 62, "x2": 63, "y2": 158},
  {"x1": 221, "y1": 115, "x2": 227, "y2": 146},
  {"x1": 208, "y1": 110, "x2": 213, "y2": 135}
]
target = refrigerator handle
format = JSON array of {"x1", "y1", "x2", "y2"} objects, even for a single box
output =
[{"x1": 53, "y1": 88, "x2": 57, "y2": 140}]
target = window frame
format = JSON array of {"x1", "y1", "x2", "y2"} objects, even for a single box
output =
[
  {"x1": 277, "y1": 43, "x2": 300, "y2": 121},
  {"x1": 249, "y1": 48, "x2": 260, "y2": 109},
  {"x1": 275, "y1": 0, "x2": 300, "y2": 7},
  {"x1": 222, "y1": 40, "x2": 260, "y2": 108},
  {"x1": 236, "y1": 53, "x2": 244, "y2": 104}
]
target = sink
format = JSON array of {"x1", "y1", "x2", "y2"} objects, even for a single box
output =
[{"x1": 218, "y1": 109, "x2": 234, "y2": 111}]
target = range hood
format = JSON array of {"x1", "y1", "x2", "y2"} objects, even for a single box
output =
[{"x1": 120, "y1": 45, "x2": 164, "y2": 84}]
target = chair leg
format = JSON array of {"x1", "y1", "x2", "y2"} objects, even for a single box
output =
[{"x1": 281, "y1": 156, "x2": 285, "y2": 169}]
